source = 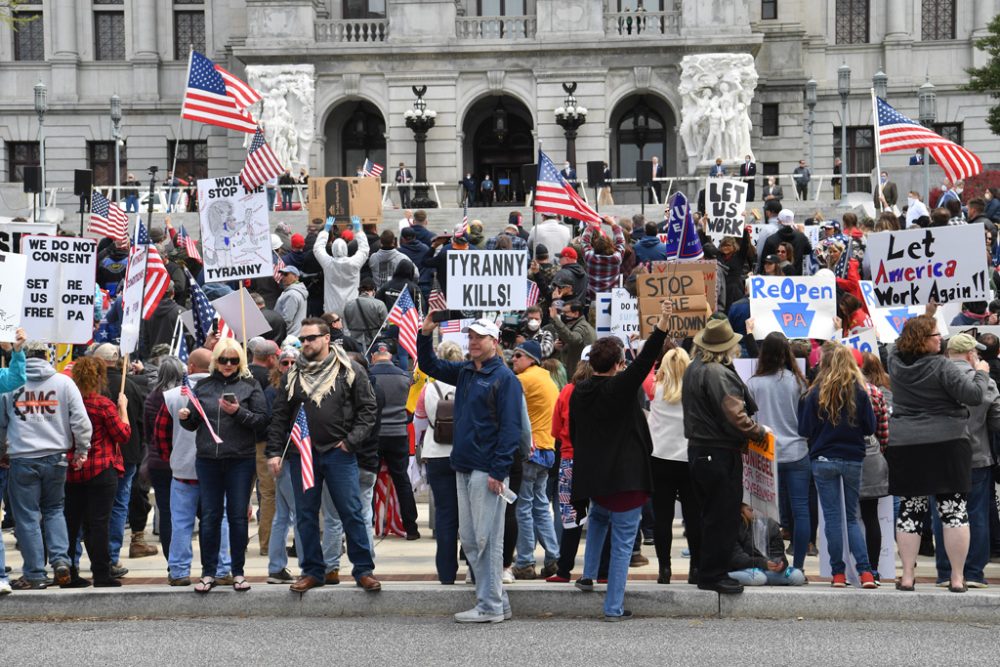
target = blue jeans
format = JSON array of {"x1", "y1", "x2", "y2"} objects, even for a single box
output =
[
  {"x1": 267, "y1": 465, "x2": 302, "y2": 575},
  {"x1": 195, "y1": 457, "x2": 255, "y2": 578},
  {"x1": 426, "y1": 457, "x2": 459, "y2": 583},
  {"x1": 728, "y1": 567, "x2": 807, "y2": 586},
  {"x1": 108, "y1": 462, "x2": 137, "y2": 563},
  {"x1": 812, "y1": 457, "x2": 871, "y2": 576},
  {"x1": 0, "y1": 467, "x2": 6, "y2": 580},
  {"x1": 8, "y1": 455, "x2": 71, "y2": 581},
  {"x1": 457, "y1": 470, "x2": 509, "y2": 615},
  {"x1": 322, "y1": 468, "x2": 377, "y2": 572},
  {"x1": 582, "y1": 501, "x2": 642, "y2": 618},
  {"x1": 281, "y1": 188, "x2": 292, "y2": 210},
  {"x1": 124, "y1": 194, "x2": 138, "y2": 213},
  {"x1": 515, "y1": 461, "x2": 560, "y2": 567},
  {"x1": 289, "y1": 447, "x2": 374, "y2": 581},
  {"x1": 149, "y1": 467, "x2": 172, "y2": 560},
  {"x1": 778, "y1": 454, "x2": 812, "y2": 570},
  {"x1": 266, "y1": 187, "x2": 276, "y2": 211},
  {"x1": 167, "y1": 479, "x2": 231, "y2": 579},
  {"x1": 932, "y1": 466, "x2": 993, "y2": 584}
]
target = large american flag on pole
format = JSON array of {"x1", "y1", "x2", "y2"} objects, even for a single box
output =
[
  {"x1": 240, "y1": 127, "x2": 285, "y2": 191},
  {"x1": 181, "y1": 51, "x2": 259, "y2": 134},
  {"x1": 387, "y1": 289, "x2": 421, "y2": 359},
  {"x1": 290, "y1": 406, "x2": 315, "y2": 491},
  {"x1": 136, "y1": 219, "x2": 170, "y2": 320},
  {"x1": 362, "y1": 158, "x2": 384, "y2": 178},
  {"x1": 875, "y1": 96, "x2": 982, "y2": 183},
  {"x1": 89, "y1": 191, "x2": 130, "y2": 242},
  {"x1": 177, "y1": 224, "x2": 201, "y2": 262},
  {"x1": 534, "y1": 148, "x2": 601, "y2": 224}
]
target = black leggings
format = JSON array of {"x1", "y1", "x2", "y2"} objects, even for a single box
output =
[
  {"x1": 503, "y1": 457, "x2": 523, "y2": 568},
  {"x1": 859, "y1": 498, "x2": 881, "y2": 572}
]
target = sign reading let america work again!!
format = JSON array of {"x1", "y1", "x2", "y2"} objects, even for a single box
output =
[
  {"x1": 446, "y1": 250, "x2": 528, "y2": 311},
  {"x1": 749, "y1": 274, "x2": 837, "y2": 340},
  {"x1": 866, "y1": 223, "x2": 990, "y2": 307}
]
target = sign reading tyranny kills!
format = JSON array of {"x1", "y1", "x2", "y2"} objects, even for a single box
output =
[
  {"x1": 446, "y1": 250, "x2": 528, "y2": 311},
  {"x1": 749, "y1": 274, "x2": 837, "y2": 340},
  {"x1": 704, "y1": 178, "x2": 749, "y2": 245}
]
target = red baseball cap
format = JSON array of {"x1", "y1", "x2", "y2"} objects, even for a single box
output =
[
  {"x1": 558, "y1": 247, "x2": 578, "y2": 261},
  {"x1": 340, "y1": 229, "x2": 354, "y2": 242},
  {"x1": 291, "y1": 233, "x2": 305, "y2": 250}
]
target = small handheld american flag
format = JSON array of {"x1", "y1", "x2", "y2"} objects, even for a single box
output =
[
  {"x1": 388, "y1": 289, "x2": 421, "y2": 359},
  {"x1": 89, "y1": 191, "x2": 129, "y2": 242},
  {"x1": 240, "y1": 127, "x2": 285, "y2": 191},
  {"x1": 136, "y1": 219, "x2": 170, "y2": 320},
  {"x1": 180, "y1": 372, "x2": 223, "y2": 444},
  {"x1": 273, "y1": 251, "x2": 286, "y2": 283},
  {"x1": 526, "y1": 280, "x2": 540, "y2": 307},
  {"x1": 289, "y1": 406, "x2": 315, "y2": 490},
  {"x1": 362, "y1": 158, "x2": 384, "y2": 179},
  {"x1": 177, "y1": 224, "x2": 202, "y2": 262}
]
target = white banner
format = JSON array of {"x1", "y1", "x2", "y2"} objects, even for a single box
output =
[
  {"x1": 119, "y1": 245, "x2": 148, "y2": 354},
  {"x1": 748, "y1": 274, "x2": 837, "y2": 340},
  {"x1": 0, "y1": 221, "x2": 57, "y2": 255},
  {"x1": 837, "y1": 327, "x2": 879, "y2": 354},
  {"x1": 595, "y1": 292, "x2": 613, "y2": 339},
  {"x1": 0, "y1": 251, "x2": 27, "y2": 342},
  {"x1": 211, "y1": 288, "x2": 272, "y2": 342},
  {"x1": 20, "y1": 236, "x2": 97, "y2": 344},
  {"x1": 859, "y1": 280, "x2": 950, "y2": 342},
  {"x1": 446, "y1": 250, "x2": 528, "y2": 311},
  {"x1": 198, "y1": 176, "x2": 272, "y2": 283},
  {"x1": 818, "y1": 493, "x2": 896, "y2": 585},
  {"x1": 866, "y1": 223, "x2": 990, "y2": 307},
  {"x1": 610, "y1": 287, "x2": 639, "y2": 345},
  {"x1": 704, "y1": 178, "x2": 749, "y2": 245}
]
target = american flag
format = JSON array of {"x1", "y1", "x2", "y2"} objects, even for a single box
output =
[
  {"x1": 875, "y1": 96, "x2": 982, "y2": 183},
  {"x1": 187, "y1": 270, "x2": 217, "y2": 348},
  {"x1": 374, "y1": 462, "x2": 406, "y2": 537},
  {"x1": 181, "y1": 371, "x2": 222, "y2": 444},
  {"x1": 440, "y1": 319, "x2": 461, "y2": 334},
  {"x1": 289, "y1": 406, "x2": 315, "y2": 491},
  {"x1": 177, "y1": 224, "x2": 201, "y2": 262},
  {"x1": 181, "y1": 51, "x2": 258, "y2": 134},
  {"x1": 272, "y1": 251, "x2": 285, "y2": 283},
  {"x1": 388, "y1": 289, "x2": 420, "y2": 359},
  {"x1": 175, "y1": 332, "x2": 190, "y2": 364},
  {"x1": 215, "y1": 64, "x2": 262, "y2": 111},
  {"x1": 362, "y1": 158, "x2": 384, "y2": 178},
  {"x1": 834, "y1": 237, "x2": 853, "y2": 278},
  {"x1": 533, "y1": 148, "x2": 601, "y2": 224},
  {"x1": 89, "y1": 191, "x2": 129, "y2": 242},
  {"x1": 428, "y1": 289, "x2": 447, "y2": 312},
  {"x1": 136, "y1": 219, "x2": 170, "y2": 320},
  {"x1": 462, "y1": 201, "x2": 468, "y2": 227},
  {"x1": 526, "y1": 279, "x2": 540, "y2": 307},
  {"x1": 240, "y1": 127, "x2": 285, "y2": 191}
]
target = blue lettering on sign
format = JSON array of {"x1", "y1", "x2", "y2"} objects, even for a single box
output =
[
  {"x1": 841, "y1": 334, "x2": 874, "y2": 353},
  {"x1": 773, "y1": 302, "x2": 815, "y2": 337},
  {"x1": 750, "y1": 277, "x2": 835, "y2": 302},
  {"x1": 887, "y1": 308, "x2": 915, "y2": 335}
]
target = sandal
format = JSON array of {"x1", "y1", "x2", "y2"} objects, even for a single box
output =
[
  {"x1": 233, "y1": 576, "x2": 251, "y2": 592},
  {"x1": 194, "y1": 577, "x2": 216, "y2": 594}
]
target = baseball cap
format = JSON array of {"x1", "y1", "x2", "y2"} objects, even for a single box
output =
[
  {"x1": 777, "y1": 209, "x2": 794, "y2": 225},
  {"x1": 558, "y1": 247, "x2": 578, "y2": 261},
  {"x1": 93, "y1": 343, "x2": 121, "y2": 363},
  {"x1": 515, "y1": 340, "x2": 542, "y2": 363},
  {"x1": 23, "y1": 340, "x2": 50, "y2": 356},
  {"x1": 290, "y1": 233, "x2": 305, "y2": 250},
  {"x1": 271, "y1": 234, "x2": 282, "y2": 251},
  {"x1": 401, "y1": 226, "x2": 416, "y2": 240},
  {"x1": 340, "y1": 229, "x2": 354, "y2": 242},
  {"x1": 764, "y1": 254, "x2": 780, "y2": 264},
  {"x1": 948, "y1": 333, "x2": 987, "y2": 353},
  {"x1": 279, "y1": 265, "x2": 301, "y2": 277},
  {"x1": 371, "y1": 341, "x2": 393, "y2": 356},
  {"x1": 462, "y1": 317, "x2": 500, "y2": 339}
]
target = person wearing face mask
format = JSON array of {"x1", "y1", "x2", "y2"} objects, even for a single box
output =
[
  {"x1": 461, "y1": 173, "x2": 477, "y2": 206},
  {"x1": 560, "y1": 161, "x2": 578, "y2": 193},
  {"x1": 875, "y1": 171, "x2": 897, "y2": 212},
  {"x1": 519, "y1": 306, "x2": 555, "y2": 358},
  {"x1": 905, "y1": 191, "x2": 930, "y2": 229},
  {"x1": 313, "y1": 218, "x2": 370, "y2": 316},
  {"x1": 549, "y1": 300, "x2": 596, "y2": 378}
]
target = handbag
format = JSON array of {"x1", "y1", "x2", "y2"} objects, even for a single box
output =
[{"x1": 860, "y1": 434, "x2": 889, "y2": 499}]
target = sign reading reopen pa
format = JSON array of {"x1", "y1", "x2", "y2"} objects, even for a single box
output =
[{"x1": 749, "y1": 274, "x2": 837, "y2": 340}]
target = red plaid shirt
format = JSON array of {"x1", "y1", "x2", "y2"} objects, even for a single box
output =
[
  {"x1": 153, "y1": 402, "x2": 174, "y2": 464},
  {"x1": 581, "y1": 224, "x2": 625, "y2": 298},
  {"x1": 68, "y1": 395, "x2": 130, "y2": 483},
  {"x1": 867, "y1": 383, "x2": 889, "y2": 449}
]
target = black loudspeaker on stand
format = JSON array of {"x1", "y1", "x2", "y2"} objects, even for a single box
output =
[
  {"x1": 586, "y1": 161, "x2": 604, "y2": 212},
  {"x1": 635, "y1": 160, "x2": 653, "y2": 216},
  {"x1": 22, "y1": 166, "x2": 42, "y2": 194}
]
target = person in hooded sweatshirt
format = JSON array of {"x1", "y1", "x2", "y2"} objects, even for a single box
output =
[
  {"x1": 398, "y1": 227, "x2": 432, "y2": 302},
  {"x1": 0, "y1": 340, "x2": 92, "y2": 590},
  {"x1": 376, "y1": 259, "x2": 422, "y2": 314},
  {"x1": 759, "y1": 209, "x2": 812, "y2": 275},
  {"x1": 368, "y1": 230, "x2": 408, "y2": 291},
  {"x1": 314, "y1": 218, "x2": 370, "y2": 316},
  {"x1": 633, "y1": 222, "x2": 669, "y2": 263},
  {"x1": 275, "y1": 266, "x2": 309, "y2": 337}
]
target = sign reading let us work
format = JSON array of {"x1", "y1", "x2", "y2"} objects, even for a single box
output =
[{"x1": 749, "y1": 274, "x2": 837, "y2": 340}]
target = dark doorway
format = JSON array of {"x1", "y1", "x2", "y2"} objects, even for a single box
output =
[{"x1": 463, "y1": 96, "x2": 534, "y2": 204}]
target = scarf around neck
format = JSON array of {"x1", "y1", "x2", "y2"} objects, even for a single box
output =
[{"x1": 287, "y1": 345, "x2": 355, "y2": 407}]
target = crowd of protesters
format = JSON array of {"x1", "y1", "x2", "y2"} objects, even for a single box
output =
[{"x1": 1, "y1": 179, "x2": 999, "y2": 623}]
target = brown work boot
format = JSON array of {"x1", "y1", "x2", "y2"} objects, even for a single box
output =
[
  {"x1": 129, "y1": 531, "x2": 159, "y2": 558},
  {"x1": 290, "y1": 575, "x2": 324, "y2": 593},
  {"x1": 356, "y1": 575, "x2": 382, "y2": 592},
  {"x1": 324, "y1": 569, "x2": 340, "y2": 585}
]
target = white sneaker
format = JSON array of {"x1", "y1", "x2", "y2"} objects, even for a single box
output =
[
  {"x1": 454, "y1": 607, "x2": 504, "y2": 623},
  {"x1": 502, "y1": 567, "x2": 515, "y2": 584},
  {"x1": 0, "y1": 579, "x2": 11, "y2": 596},
  {"x1": 465, "y1": 570, "x2": 474, "y2": 584}
]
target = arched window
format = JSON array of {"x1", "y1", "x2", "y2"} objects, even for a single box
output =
[
  {"x1": 340, "y1": 102, "x2": 386, "y2": 177},
  {"x1": 614, "y1": 96, "x2": 666, "y2": 179}
]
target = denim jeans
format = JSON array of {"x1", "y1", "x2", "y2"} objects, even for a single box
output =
[
  {"x1": 281, "y1": 188, "x2": 292, "y2": 210},
  {"x1": 728, "y1": 567, "x2": 807, "y2": 586},
  {"x1": 290, "y1": 447, "x2": 374, "y2": 581},
  {"x1": 266, "y1": 188, "x2": 276, "y2": 211},
  {"x1": 426, "y1": 457, "x2": 459, "y2": 583},
  {"x1": 8, "y1": 454, "x2": 71, "y2": 581},
  {"x1": 0, "y1": 467, "x2": 6, "y2": 580},
  {"x1": 514, "y1": 461, "x2": 560, "y2": 567},
  {"x1": 778, "y1": 454, "x2": 812, "y2": 570},
  {"x1": 456, "y1": 470, "x2": 509, "y2": 615},
  {"x1": 124, "y1": 194, "x2": 138, "y2": 213},
  {"x1": 812, "y1": 457, "x2": 871, "y2": 576},
  {"x1": 149, "y1": 467, "x2": 173, "y2": 560},
  {"x1": 196, "y1": 457, "x2": 256, "y2": 578},
  {"x1": 168, "y1": 479, "x2": 231, "y2": 580},
  {"x1": 932, "y1": 466, "x2": 993, "y2": 584},
  {"x1": 582, "y1": 501, "x2": 642, "y2": 617},
  {"x1": 267, "y1": 465, "x2": 302, "y2": 575},
  {"x1": 108, "y1": 462, "x2": 137, "y2": 563},
  {"x1": 322, "y1": 468, "x2": 377, "y2": 572}
]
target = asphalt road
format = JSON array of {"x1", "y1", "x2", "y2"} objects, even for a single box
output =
[{"x1": 3, "y1": 616, "x2": 997, "y2": 666}]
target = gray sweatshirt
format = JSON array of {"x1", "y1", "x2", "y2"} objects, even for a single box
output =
[
  {"x1": 0, "y1": 358, "x2": 92, "y2": 459},
  {"x1": 951, "y1": 359, "x2": 1000, "y2": 468},
  {"x1": 746, "y1": 370, "x2": 808, "y2": 463},
  {"x1": 275, "y1": 281, "x2": 309, "y2": 337}
]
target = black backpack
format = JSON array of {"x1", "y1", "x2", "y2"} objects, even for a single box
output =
[{"x1": 429, "y1": 381, "x2": 455, "y2": 445}]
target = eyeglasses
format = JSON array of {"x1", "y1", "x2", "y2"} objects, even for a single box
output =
[
  {"x1": 926, "y1": 333, "x2": 942, "y2": 338},
  {"x1": 300, "y1": 334, "x2": 327, "y2": 343},
  {"x1": 512, "y1": 352, "x2": 525, "y2": 359},
  {"x1": 279, "y1": 360, "x2": 293, "y2": 367},
  {"x1": 218, "y1": 357, "x2": 240, "y2": 366}
]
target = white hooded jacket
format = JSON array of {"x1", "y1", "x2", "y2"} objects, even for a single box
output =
[{"x1": 313, "y1": 230, "x2": 370, "y2": 315}]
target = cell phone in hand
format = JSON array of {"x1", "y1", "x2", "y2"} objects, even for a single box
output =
[
  {"x1": 222, "y1": 393, "x2": 237, "y2": 404},
  {"x1": 432, "y1": 310, "x2": 464, "y2": 323}
]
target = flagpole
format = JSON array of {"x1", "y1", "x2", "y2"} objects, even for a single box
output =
[
  {"x1": 168, "y1": 46, "x2": 194, "y2": 216},
  {"x1": 239, "y1": 284, "x2": 248, "y2": 360},
  {"x1": 871, "y1": 88, "x2": 885, "y2": 212},
  {"x1": 364, "y1": 291, "x2": 403, "y2": 358}
]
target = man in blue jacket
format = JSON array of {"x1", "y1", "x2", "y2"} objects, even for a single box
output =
[
  {"x1": 633, "y1": 222, "x2": 668, "y2": 263},
  {"x1": 417, "y1": 315, "x2": 524, "y2": 623}
]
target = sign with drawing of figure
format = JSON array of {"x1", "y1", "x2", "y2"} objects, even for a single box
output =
[{"x1": 197, "y1": 176, "x2": 272, "y2": 283}]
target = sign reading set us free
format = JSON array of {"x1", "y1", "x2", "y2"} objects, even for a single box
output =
[{"x1": 749, "y1": 274, "x2": 837, "y2": 340}]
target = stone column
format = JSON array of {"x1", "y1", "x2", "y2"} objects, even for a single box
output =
[
  {"x1": 883, "y1": 0, "x2": 912, "y2": 84},
  {"x1": 50, "y1": 0, "x2": 79, "y2": 101},
  {"x1": 131, "y1": 0, "x2": 161, "y2": 102},
  {"x1": 971, "y1": 0, "x2": 999, "y2": 68},
  {"x1": 884, "y1": 0, "x2": 907, "y2": 39}
]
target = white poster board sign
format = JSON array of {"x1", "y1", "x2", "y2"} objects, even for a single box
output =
[
  {"x1": 609, "y1": 287, "x2": 639, "y2": 345},
  {"x1": 859, "y1": 280, "x2": 950, "y2": 342},
  {"x1": 817, "y1": 493, "x2": 896, "y2": 585},
  {"x1": 837, "y1": 327, "x2": 879, "y2": 354},
  {"x1": 749, "y1": 274, "x2": 837, "y2": 340},
  {"x1": 704, "y1": 178, "x2": 749, "y2": 244},
  {"x1": 119, "y1": 244, "x2": 148, "y2": 354},
  {"x1": 20, "y1": 236, "x2": 97, "y2": 345},
  {"x1": 595, "y1": 291, "x2": 613, "y2": 339},
  {"x1": 0, "y1": 221, "x2": 57, "y2": 255},
  {"x1": 866, "y1": 223, "x2": 990, "y2": 307},
  {"x1": 211, "y1": 288, "x2": 272, "y2": 342},
  {"x1": 446, "y1": 250, "x2": 528, "y2": 311},
  {"x1": 0, "y1": 251, "x2": 27, "y2": 342},
  {"x1": 440, "y1": 319, "x2": 472, "y2": 355},
  {"x1": 198, "y1": 176, "x2": 272, "y2": 283}
]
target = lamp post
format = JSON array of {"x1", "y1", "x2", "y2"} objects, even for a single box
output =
[
  {"x1": 918, "y1": 76, "x2": 936, "y2": 208},
  {"x1": 403, "y1": 85, "x2": 437, "y2": 208},
  {"x1": 872, "y1": 67, "x2": 888, "y2": 102},
  {"x1": 804, "y1": 78, "x2": 817, "y2": 181},
  {"x1": 110, "y1": 94, "x2": 123, "y2": 205},
  {"x1": 837, "y1": 62, "x2": 851, "y2": 204},
  {"x1": 34, "y1": 80, "x2": 47, "y2": 218},
  {"x1": 553, "y1": 82, "x2": 588, "y2": 172}
]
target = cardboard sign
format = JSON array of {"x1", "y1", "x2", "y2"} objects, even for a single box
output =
[
  {"x1": 0, "y1": 221, "x2": 57, "y2": 255},
  {"x1": 446, "y1": 250, "x2": 528, "y2": 311},
  {"x1": 595, "y1": 292, "x2": 613, "y2": 338},
  {"x1": 837, "y1": 327, "x2": 879, "y2": 354},
  {"x1": 307, "y1": 177, "x2": 382, "y2": 227},
  {"x1": 634, "y1": 261, "x2": 717, "y2": 338},
  {"x1": 119, "y1": 244, "x2": 148, "y2": 354},
  {"x1": 610, "y1": 287, "x2": 639, "y2": 345},
  {"x1": 866, "y1": 223, "x2": 990, "y2": 307},
  {"x1": 198, "y1": 176, "x2": 272, "y2": 283},
  {"x1": 749, "y1": 275, "x2": 837, "y2": 340},
  {"x1": 211, "y1": 288, "x2": 272, "y2": 342},
  {"x1": 742, "y1": 432, "x2": 779, "y2": 522},
  {"x1": 0, "y1": 251, "x2": 27, "y2": 342},
  {"x1": 859, "y1": 280, "x2": 950, "y2": 342},
  {"x1": 20, "y1": 236, "x2": 97, "y2": 345},
  {"x1": 704, "y1": 178, "x2": 748, "y2": 244}
]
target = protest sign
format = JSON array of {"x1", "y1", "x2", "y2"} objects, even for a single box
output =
[
  {"x1": 0, "y1": 221, "x2": 57, "y2": 255},
  {"x1": 119, "y1": 245, "x2": 148, "y2": 354},
  {"x1": 634, "y1": 261, "x2": 717, "y2": 338},
  {"x1": 595, "y1": 292, "x2": 613, "y2": 339},
  {"x1": 198, "y1": 176, "x2": 272, "y2": 283},
  {"x1": 949, "y1": 324, "x2": 1000, "y2": 338},
  {"x1": 734, "y1": 358, "x2": 806, "y2": 384},
  {"x1": 742, "y1": 432, "x2": 779, "y2": 522},
  {"x1": 703, "y1": 178, "x2": 748, "y2": 245},
  {"x1": 19, "y1": 236, "x2": 97, "y2": 344},
  {"x1": 866, "y1": 223, "x2": 989, "y2": 307},
  {"x1": 446, "y1": 250, "x2": 528, "y2": 311},
  {"x1": 837, "y1": 327, "x2": 878, "y2": 354},
  {"x1": 307, "y1": 177, "x2": 382, "y2": 227},
  {"x1": 859, "y1": 280, "x2": 950, "y2": 342},
  {"x1": 610, "y1": 288, "x2": 639, "y2": 345},
  {"x1": 818, "y1": 493, "x2": 896, "y2": 585},
  {"x1": 441, "y1": 319, "x2": 472, "y2": 355},
  {"x1": 0, "y1": 251, "x2": 27, "y2": 342},
  {"x1": 749, "y1": 274, "x2": 837, "y2": 340},
  {"x1": 211, "y1": 288, "x2": 271, "y2": 342}
]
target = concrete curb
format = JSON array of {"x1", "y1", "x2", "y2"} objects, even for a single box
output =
[{"x1": 1, "y1": 583, "x2": 998, "y2": 623}]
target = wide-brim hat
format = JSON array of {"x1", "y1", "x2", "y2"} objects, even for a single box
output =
[{"x1": 693, "y1": 318, "x2": 743, "y2": 353}]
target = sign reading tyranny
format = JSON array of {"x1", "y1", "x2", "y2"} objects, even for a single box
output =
[
  {"x1": 866, "y1": 223, "x2": 990, "y2": 307},
  {"x1": 198, "y1": 176, "x2": 272, "y2": 283},
  {"x1": 749, "y1": 274, "x2": 837, "y2": 340},
  {"x1": 446, "y1": 250, "x2": 528, "y2": 311},
  {"x1": 704, "y1": 178, "x2": 748, "y2": 244}
]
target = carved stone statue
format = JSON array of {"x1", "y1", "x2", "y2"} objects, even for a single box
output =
[
  {"x1": 679, "y1": 54, "x2": 758, "y2": 172},
  {"x1": 245, "y1": 65, "x2": 316, "y2": 170}
]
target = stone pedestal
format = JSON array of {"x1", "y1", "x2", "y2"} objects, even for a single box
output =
[
  {"x1": 388, "y1": 0, "x2": 456, "y2": 42},
  {"x1": 535, "y1": 1, "x2": 603, "y2": 41},
  {"x1": 245, "y1": 0, "x2": 316, "y2": 48}
]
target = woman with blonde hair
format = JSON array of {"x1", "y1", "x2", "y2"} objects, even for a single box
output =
[
  {"x1": 647, "y1": 344, "x2": 701, "y2": 585},
  {"x1": 180, "y1": 338, "x2": 268, "y2": 593},
  {"x1": 797, "y1": 343, "x2": 878, "y2": 588}
]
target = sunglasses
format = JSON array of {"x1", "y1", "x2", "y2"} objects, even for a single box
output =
[
  {"x1": 300, "y1": 334, "x2": 327, "y2": 343},
  {"x1": 512, "y1": 352, "x2": 525, "y2": 359},
  {"x1": 218, "y1": 357, "x2": 240, "y2": 366}
]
